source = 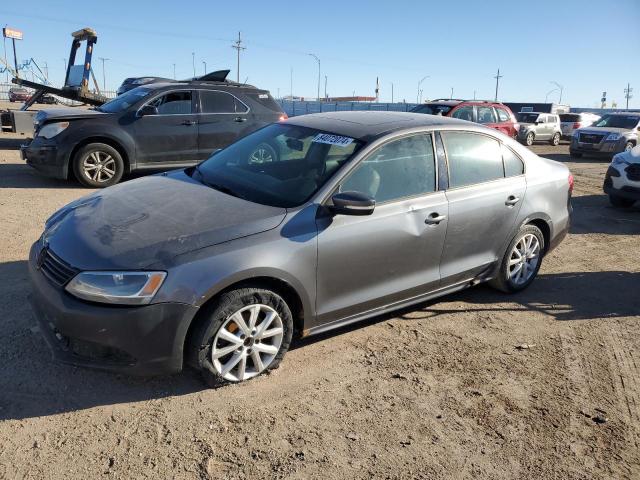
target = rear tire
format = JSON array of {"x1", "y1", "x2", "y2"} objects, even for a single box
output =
[
  {"x1": 72, "y1": 143, "x2": 124, "y2": 188},
  {"x1": 189, "y1": 287, "x2": 294, "y2": 388},
  {"x1": 490, "y1": 224, "x2": 545, "y2": 293},
  {"x1": 550, "y1": 132, "x2": 561, "y2": 146},
  {"x1": 609, "y1": 194, "x2": 635, "y2": 208}
]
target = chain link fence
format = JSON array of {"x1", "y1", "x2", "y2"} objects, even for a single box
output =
[{"x1": 0, "y1": 82, "x2": 116, "y2": 104}]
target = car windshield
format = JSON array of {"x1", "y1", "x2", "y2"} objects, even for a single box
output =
[
  {"x1": 516, "y1": 113, "x2": 540, "y2": 123},
  {"x1": 97, "y1": 87, "x2": 152, "y2": 113},
  {"x1": 592, "y1": 114, "x2": 640, "y2": 129},
  {"x1": 193, "y1": 123, "x2": 364, "y2": 208},
  {"x1": 410, "y1": 104, "x2": 453, "y2": 115}
]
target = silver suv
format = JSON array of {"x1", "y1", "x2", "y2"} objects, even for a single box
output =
[
  {"x1": 570, "y1": 112, "x2": 640, "y2": 158},
  {"x1": 516, "y1": 112, "x2": 562, "y2": 146}
]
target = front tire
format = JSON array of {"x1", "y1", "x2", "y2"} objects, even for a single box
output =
[
  {"x1": 189, "y1": 287, "x2": 293, "y2": 387},
  {"x1": 609, "y1": 194, "x2": 635, "y2": 208},
  {"x1": 72, "y1": 143, "x2": 124, "y2": 188},
  {"x1": 550, "y1": 132, "x2": 561, "y2": 146},
  {"x1": 525, "y1": 132, "x2": 535, "y2": 146},
  {"x1": 490, "y1": 224, "x2": 545, "y2": 293}
]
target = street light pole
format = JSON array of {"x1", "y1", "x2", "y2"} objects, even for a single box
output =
[
  {"x1": 550, "y1": 81, "x2": 564, "y2": 104},
  {"x1": 391, "y1": 82, "x2": 394, "y2": 103},
  {"x1": 202, "y1": 60, "x2": 207, "y2": 75},
  {"x1": 98, "y1": 57, "x2": 109, "y2": 91},
  {"x1": 324, "y1": 75, "x2": 327, "y2": 100},
  {"x1": 308, "y1": 53, "x2": 321, "y2": 101},
  {"x1": 417, "y1": 75, "x2": 429, "y2": 103},
  {"x1": 545, "y1": 88, "x2": 559, "y2": 103},
  {"x1": 172, "y1": 63, "x2": 176, "y2": 79}
]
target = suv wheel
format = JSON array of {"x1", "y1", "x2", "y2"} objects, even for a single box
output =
[
  {"x1": 72, "y1": 143, "x2": 124, "y2": 188},
  {"x1": 609, "y1": 194, "x2": 635, "y2": 208},
  {"x1": 550, "y1": 132, "x2": 561, "y2": 146},
  {"x1": 624, "y1": 141, "x2": 634, "y2": 152},
  {"x1": 248, "y1": 143, "x2": 278, "y2": 164},
  {"x1": 525, "y1": 132, "x2": 535, "y2": 146},
  {"x1": 190, "y1": 287, "x2": 293, "y2": 387},
  {"x1": 490, "y1": 224, "x2": 545, "y2": 293}
]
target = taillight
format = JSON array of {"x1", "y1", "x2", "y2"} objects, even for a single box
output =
[
  {"x1": 279, "y1": 114, "x2": 288, "y2": 121},
  {"x1": 568, "y1": 174, "x2": 574, "y2": 195},
  {"x1": 572, "y1": 122, "x2": 581, "y2": 129}
]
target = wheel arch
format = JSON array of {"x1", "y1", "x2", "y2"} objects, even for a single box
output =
[{"x1": 67, "y1": 136, "x2": 133, "y2": 180}]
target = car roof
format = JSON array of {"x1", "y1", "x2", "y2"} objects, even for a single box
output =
[
  {"x1": 285, "y1": 111, "x2": 477, "y2": 141},
  {"x1": 142, "y1": 81, "x2": 266, "y2": 93}
]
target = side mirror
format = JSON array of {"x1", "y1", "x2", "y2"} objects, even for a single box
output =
[
  {"x1": 330, "y1": 191, "x2": 375, "y2": 216},
  {"x1": 138, "y1": 105, "x2": 159, "y2": 117}
]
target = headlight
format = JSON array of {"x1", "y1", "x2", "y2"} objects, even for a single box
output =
[
  {"x1": 612, "y1": 155, "x2": 629, "y2": 166},
  {"x1": 605, "y1": 133, "x2": 621, "y2": 141},
  {"x1": 37, "y1": 122, "x2": 69, "y2": 139},
  {"x1": 65, "y1": 271, "x2": 166, "y2": 305}
]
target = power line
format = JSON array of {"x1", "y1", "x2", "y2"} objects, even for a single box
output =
[{"x1": 231, "y1": 32, "x2": 246, "y2": 83}]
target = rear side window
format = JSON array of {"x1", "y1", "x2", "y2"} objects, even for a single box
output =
[
  {"x1": 148, "y1": 91, "x2": 192, "y2": 114},
  {"x1": 496, "y1": 108, "x2": 511, "y2": 122},
  {"x1": 442, "y1": 132, "x2": 504, "y2": 188},
  {"x1": 341, "y1": 134, "x2": 436, "y2": 203},
  {"x1": 502, "y1": 145, "x2": 524, "y2": 177},
  {"x1": 246, "y1": 92, "x2": 282, "y2": 112},
  {"x1": 477, "y1": 106, "x2": 496, "y2": 124},
  {"x1": 200, "y1": 91, "x2": 248, "y2": 114},
  {"x1": 451, "y1": 106, "x2": 474, "y2": 121}
]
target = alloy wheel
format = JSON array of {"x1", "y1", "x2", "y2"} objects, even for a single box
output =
[
  {"x1": 82, "y1": 151, "x2": 116, "y2": 183},
  {"x1": 249, "y1": 145, "x2": 274, "y2": 164},
  {"x1": 211, "y1": 304, "x2": 284, "y2": 382},
  {"x1": 526, "y1": 133, "x2": 534, "y2": 146},
  {"x1": 508, "y1": 233, "x2": 541, "y2": 285}
]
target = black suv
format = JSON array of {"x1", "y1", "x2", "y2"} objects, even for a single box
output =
[{"x1": 21, "y1": 82, "x2": 285, "y2": 187}]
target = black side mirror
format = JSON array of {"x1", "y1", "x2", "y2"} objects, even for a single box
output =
[
  {"x1": 330, "y1": 191, "x2": 375, "y2": 216},
  {"x1": 138, "y1": 105, "x2": 159, "y2": 117}
]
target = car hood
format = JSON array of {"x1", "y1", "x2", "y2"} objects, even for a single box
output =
[
  {"x1": 576, "y1": 127, "x2": 630, "y2": 135},
  {"x1": 43, "y1": 170, "x2": 287, "y2": 270},
  {"x1": 35, "y1": 107, "x2": 109, "y2": 123}
]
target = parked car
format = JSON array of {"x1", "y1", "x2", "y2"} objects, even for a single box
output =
[
  {"x1": 8, "y1": 87, "x2": 31, "y2": 102},
  {"x1": 559, "y1": 112, "x2": 600, "y2": 139},
  {"x1": 603, "y1": 145, "x2": 640, "y2": 207},
  {"x1": 570, "y1": 112, "x2": 640, "y2": 158},
  {"x1": 21, "y1": 81, "x2": 286, "y2": 187},
  {"x1": 116, "y1": 76, "x2": 174, "y2": 96},
  {"x1": 516, "y1": 112, "x2": 562, "y2": 146},
  {"x1": 36, "y1": 94, "x2": 58, "y2": 105},
  {"x1": 411, "y1": 100, "x2": 519, "y2": 138},
  {"x1": 28, "y1": 111, "x2": 572, "y2": 386}
]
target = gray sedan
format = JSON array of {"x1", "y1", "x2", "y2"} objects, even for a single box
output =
[{"x1": 28, "y1": 112, "x2": 572, "y2": 386}]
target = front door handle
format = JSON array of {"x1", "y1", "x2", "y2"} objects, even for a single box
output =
[
  {"x1": 181, "y1": 120, "x2": 197, "y2": 126},
  {"x1": 425, "y1": 213, "x2": 447, "y2": 225},
  {"x1": 234, "y1": 117, "x2": 247, "y2": 123},
  {"x1": 505, "y1": 196, "x2": 520, "y2": 206}
]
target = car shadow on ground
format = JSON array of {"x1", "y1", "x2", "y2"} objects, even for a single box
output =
[
  {"x1": 571, "y1": 194, "x2": 640, "y2": 235},
  {"x1": 1, "y1": 257, "x2": 638, "y2": 421}
]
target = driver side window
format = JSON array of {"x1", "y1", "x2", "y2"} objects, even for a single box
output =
[
  {"x1": 148, "y1": 91, "x2": 192, "y2": 115},
  {"x1": 341, "y1": 134, "x2": 436, "y2": 203}
]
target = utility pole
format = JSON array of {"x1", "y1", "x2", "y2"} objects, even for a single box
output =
[
  {"x1": 290, "y1": 67, "x2": 293, "y2": 100},
  {"x1": 202, "y1": 60, "x2": 207, "y2": 75},
  {"x1": 191, "y1": 52, "x2": 195, "y2": 78},
  {"x1": 550, "y1": 81, "x2": 564, "y2": 104},
  {"x1": 231, "y1": 32, "x2": 246, "y2": 83},
  {"x1": 391, "y1": 82, "x2": 394, "y2": 103},
  {"x1": 43, "y1": 61, "x2": 48, "y2": 80},
  {"x1": 624, "y1": 83, "x2": 633, "y2": 110},
  {"x1": 172, "y1": 63, "x2": 176, "y2": 79},
  {"x1": 324, "y1": 75, "x2": 327, "y2": 100},
  {"x1": 450, "y1": 87, "x2": 453, "y2": 100},
  {"x1": 308, "y1": 53, "x2": 320, "y2": 101},
  {"x1": 473, "y1": 90, "x2": 476, "y2": 100},
  {"x1": 493, "y1": 68, "x2": 503, "y2": 101},
  {"x1": 417, "y1": 75, "x2": 429, "y2": 103},
  {"x1": 98, "y1": 57, "x2": 109, "y2": 90}
]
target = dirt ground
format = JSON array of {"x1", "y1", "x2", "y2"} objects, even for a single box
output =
[{"x1": 0, "y1": 135, "x2": 638, "y2": 480}]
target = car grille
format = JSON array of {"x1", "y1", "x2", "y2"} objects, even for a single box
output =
[
  {"x1": 38, "y1": 247, "x2": 79, "y2": 286},
  {"x1": 626, "y1": 164, "x2": 640, "y2": 182},
  {"x1": 579, "y1": 133, "x2": 605, "y2": 144}
]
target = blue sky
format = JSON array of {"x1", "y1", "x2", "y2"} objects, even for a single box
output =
[{"x1": 1, "y1": 0, "x2": 639, "y2": 107}]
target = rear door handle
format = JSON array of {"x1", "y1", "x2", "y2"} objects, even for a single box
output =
[
  {"x1": 505, "y1": 196, "x2": 520, "y2": 206},
  {"x1": 181, "y1": 120, "x2": 197, "y2": 126},
  {"x1": 234, "y1": 117, "x2": 247, "y2": 123},
  {"x1": 425, "y1": 213, "x2": 447, "y2": 225}
]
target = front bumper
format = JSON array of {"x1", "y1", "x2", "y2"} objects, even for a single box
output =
[
  {"x1": 570, "y1": 138, "x2": 627, "y2": 156},
  {"x1": 28, "y1": 242, "x2": 199, "y2": 376},
  {"x1": 21, "y1": 137, "x2": 69, "y2": 179},
  {"x1": 604, "y1": 167, "x2": 640, "y2": 201}
]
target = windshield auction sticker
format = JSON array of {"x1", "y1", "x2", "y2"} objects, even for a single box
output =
[{"x1": 312, "y1": 133, "x2": 354, "y2": 147}]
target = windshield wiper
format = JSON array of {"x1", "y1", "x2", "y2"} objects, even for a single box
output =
[{"x1": 192, "y1": 166, "x2": 244, "y2": 200}]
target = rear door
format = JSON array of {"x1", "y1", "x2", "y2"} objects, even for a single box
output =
[
  {"x1": 439, "y1": 131, "x2": 526, "y2": 285},
  {"x1": 133, "y1": 89, "x2": 199, "y2": 165},
  {"x1": 495, "y1": 107, "x2": 515, "y2": 137},
  {"x1": 196, "y1": 90, "x2": 250, "y2": 159},
  {"x1": 315, "y1": 133, "x2": 448, "y2": 325}
]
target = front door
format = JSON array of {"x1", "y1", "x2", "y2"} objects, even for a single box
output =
[
  {"x1": 134, "y1": 89, "x2": 199, "y2": 165},
  {"x1": 196, "y1": 90, "x2": 251, "y2": 159},
  {"x1": 315, "y1": 133, "x2": 448, "y2": 327},
  {"x1": 438, "y1": 131, "x2": 526, "y2": 285}
]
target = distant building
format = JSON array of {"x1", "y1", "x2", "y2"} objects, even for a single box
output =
[{"x1": 504, "y1": 102, "x2": 570, "y2": 114}]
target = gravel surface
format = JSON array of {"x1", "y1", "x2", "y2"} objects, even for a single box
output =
[{"x1": 0, "y1": 138, "x2": 639, "y2": 479}]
